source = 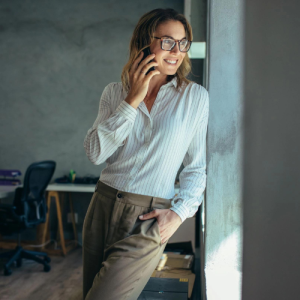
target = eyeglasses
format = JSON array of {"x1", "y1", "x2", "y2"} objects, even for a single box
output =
[{"x1": 153, "y1": 36, "x2": 192, "y2": 52}]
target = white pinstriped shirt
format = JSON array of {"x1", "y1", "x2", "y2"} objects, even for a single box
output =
[{"x1": 83, "y1": 76, "x2": 209, "y2": 223}]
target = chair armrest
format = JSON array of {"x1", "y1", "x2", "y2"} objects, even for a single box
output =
[
  {"x1": 0, "y1": 203, "x2": 16, "y2": 209},
  {"x1": 0, "y1": 203, "x2": 24, "y2": 223}
]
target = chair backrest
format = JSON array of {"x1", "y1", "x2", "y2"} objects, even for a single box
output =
[{"x1": 15, "y1": 160, "x2": 56, "y2": 226}]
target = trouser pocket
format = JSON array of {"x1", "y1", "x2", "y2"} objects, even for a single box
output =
[
  {"x1": 106, "y1": 198, "x2": 145, "y2": 247},
  {"x1": 153, "y1": 218, "x2": 162, "y2": 246}
]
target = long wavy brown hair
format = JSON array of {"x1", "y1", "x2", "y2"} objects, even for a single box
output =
[{"x1": 121, "y1": 8, "x2": 193, "y2": 92}]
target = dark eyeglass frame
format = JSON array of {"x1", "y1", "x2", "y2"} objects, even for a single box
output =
[{"x1": 153, "y1": 36, "x2": 192, "y2": 52}]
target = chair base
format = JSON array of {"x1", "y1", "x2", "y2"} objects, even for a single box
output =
[{"x1": 0, "y1": 245, "x2": 51, "y2": 276}]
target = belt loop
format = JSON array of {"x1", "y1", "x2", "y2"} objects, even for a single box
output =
[
  {"x1": 95, "y1": 180, "x2": 100, "y2": 192},
  {"x1": 150, "y1": 197, "x2": 154, "y2": 210}
]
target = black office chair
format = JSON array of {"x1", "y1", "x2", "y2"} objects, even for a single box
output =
[{"x1": 0, "y1": 160, "x2": 56, "y2": 276}]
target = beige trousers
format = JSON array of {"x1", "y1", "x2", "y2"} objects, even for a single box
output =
[{"x1": 82, "y1": 180, "x2": 171, "y2": 300}]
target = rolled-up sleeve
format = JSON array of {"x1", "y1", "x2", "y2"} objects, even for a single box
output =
[
  {"x1": 170, "y1": 90, "x2": 209, "y2": 223},
  {"x1": 83, "y1": 83, "x2": 137, "y2": 165}
]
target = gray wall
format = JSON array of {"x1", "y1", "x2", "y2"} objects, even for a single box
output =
[
  {"x1": 242, "y1": 0, "x2": 300, "y2": 299},
  {"x1": 0, "y1": 0, "x2": 183, "y2": 240},
  {"x1": 0, "y1": 0, "x2": 183, "y2": 181},
  {"x1": 205, "y1": 0, "x2": 244, "y2": 299},
  {"x1": 190, "y1": 0, "x2": 207, "y2": 42}
]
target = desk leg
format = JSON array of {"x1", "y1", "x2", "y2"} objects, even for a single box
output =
[
  {"x1": 68, "y1": 193, "x2": 78, "y2": 242},
  {"x1": 40, "y1": 191, "x2": 52, "y2": 250},
  {"x1": 41, "y1": 191, "x2": 66, "y2": 256},
  {"x1": 54, "y1": 191, "x2": 67, "y2": 256},
  {"x1": 56, "y1": 192, "x2": 65, "y2": 246}
]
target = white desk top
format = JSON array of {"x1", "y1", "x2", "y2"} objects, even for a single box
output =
[
  {"x1": 0, "y1": 183, "x2": 180, "y2": 199},
  {"x1": 0, "y1": 185, "x2": 19, "y2": 198},
  {"x1": 0, "y1": 183, "x2": 96, "y2": 198}
]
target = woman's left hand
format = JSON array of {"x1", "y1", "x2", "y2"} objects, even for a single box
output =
[{"x1": 139, "y1": 209, "x2": 182, "y2": 245}]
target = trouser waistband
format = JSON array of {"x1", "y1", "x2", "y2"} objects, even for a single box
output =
[{"x1": 95, "y1": 180, "x2": 171, "y2": 209}]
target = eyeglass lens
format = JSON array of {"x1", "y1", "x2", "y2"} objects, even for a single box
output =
[{"x1": 161, "y1": 38, "x2": 191, "y2": 52}]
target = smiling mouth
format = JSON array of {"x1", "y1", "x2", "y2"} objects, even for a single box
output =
[{"x1": 163, "y1": 59, "x2": 178, "y2": 65}]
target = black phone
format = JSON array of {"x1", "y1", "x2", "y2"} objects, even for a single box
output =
[{"x1": 142, "y1": 47, "x2": 155, "y2": 75}]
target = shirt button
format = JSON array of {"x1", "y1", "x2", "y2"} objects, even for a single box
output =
[{"x1": 117, "y1": 193, "x2": 122, "y2": 198}]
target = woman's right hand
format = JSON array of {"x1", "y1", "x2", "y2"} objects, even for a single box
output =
[{"x1": 125, "y1": 51, "x2": 160, "y2": 107}]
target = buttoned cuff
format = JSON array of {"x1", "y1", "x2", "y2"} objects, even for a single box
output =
[
  {"x1": 170, "y1": 202, "x2": 190, "y2": 224},
  {"x1": 115, "y1": 100, "x2": 137, "y2": 123}
]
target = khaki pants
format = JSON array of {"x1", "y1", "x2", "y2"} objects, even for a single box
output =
[{"x1": 82, "y1": 180, "x2": 171, "y2": 300}]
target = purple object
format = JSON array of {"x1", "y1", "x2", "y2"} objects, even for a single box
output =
[
  {"x1": 0, "y1": 169, "x2": 22, "y2": 177},
  {"x1": 0, "y1": 179, "x2": 22, "y2": 186}
]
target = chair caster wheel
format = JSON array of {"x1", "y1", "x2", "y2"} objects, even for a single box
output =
[
  {"x1": 16, "y1": 258, "x2": 22, "y2": 267},
  {"x1": 44, "y1": 264, "x2": 51, "y2": 272},
  {"x1": 4, "y1": 268, "x2": 12, "y2": 276},
  {"x1": 44, "y1": 256, "x2": 51, "y2": 263}
]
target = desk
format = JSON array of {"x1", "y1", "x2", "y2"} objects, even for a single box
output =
[
  {"x1": 0, "y1": 183, "x2": 96, "y2": 198},
  {"x1": 0, "y1": 184, "x2": 96, "y2": 256},
  {"x1": 0, "y1": 183, "x2": 180, "y2": 256},
  {"x1": 43, "y1": 184, "x2": 97, "y2": 256}
]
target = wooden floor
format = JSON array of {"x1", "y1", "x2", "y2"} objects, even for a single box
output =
[
  {"x1": 0, "y1": 247, "x2": 201, "y2": 300},
  {"x1": 0, "y1": 248, "x2": 83, "y2": 300}
]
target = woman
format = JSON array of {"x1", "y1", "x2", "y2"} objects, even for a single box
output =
[{"x1": 82, "y1": 8, "x2": 209, "y2": 300}]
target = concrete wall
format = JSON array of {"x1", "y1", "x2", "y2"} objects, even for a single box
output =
[
  {"x1": 242, "y1": 1, "x2": 300, "y2": 299},
  {"x1": 205, "y1": 0, "x2": 244, "y2": 299},
  {"x1": 0, "y1": 0, "x2": 182, "y2": 182},
  {"x1": 190, "y1": 0, "x2": 207, "y2": 42},
  {"x1": 0, "y1": 0, "x2": 183, "y2": 240}
]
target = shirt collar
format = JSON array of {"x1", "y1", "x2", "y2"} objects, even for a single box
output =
[{"x1": 163, "y1": 76, "x2": 178, "y2": 89}]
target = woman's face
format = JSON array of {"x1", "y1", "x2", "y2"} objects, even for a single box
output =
[{"x1": 149, "y1": 20, "x2": 187, "y2": 76}]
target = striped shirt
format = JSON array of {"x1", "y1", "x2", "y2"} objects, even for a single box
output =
[{"x1": 83, "y1": 76, "x2": 209, "y2": 223}]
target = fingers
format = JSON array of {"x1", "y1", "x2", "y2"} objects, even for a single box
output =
[
  {"x1": 130, "y1": 51, "x2": 144, "y2": 74},
  {"x1": 136, "y1": 53, "x2": 156, "y2": 74},
  {"x1": 140, "y1": 61, "x2": 158, "y2": 75},
  {"x1": 128, "y1": 51, "x2": 160, "y2": 97},
  {"x1": 139, "y1": 211, "x2": 154, "y2": 219},
  {"x1": 145, "y1": 69, "x2": 161, "y2": 82}
]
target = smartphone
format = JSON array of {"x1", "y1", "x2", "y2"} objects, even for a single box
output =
[{"x1": 141, "y1": 47, "x2": 155, "y2": 75}]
